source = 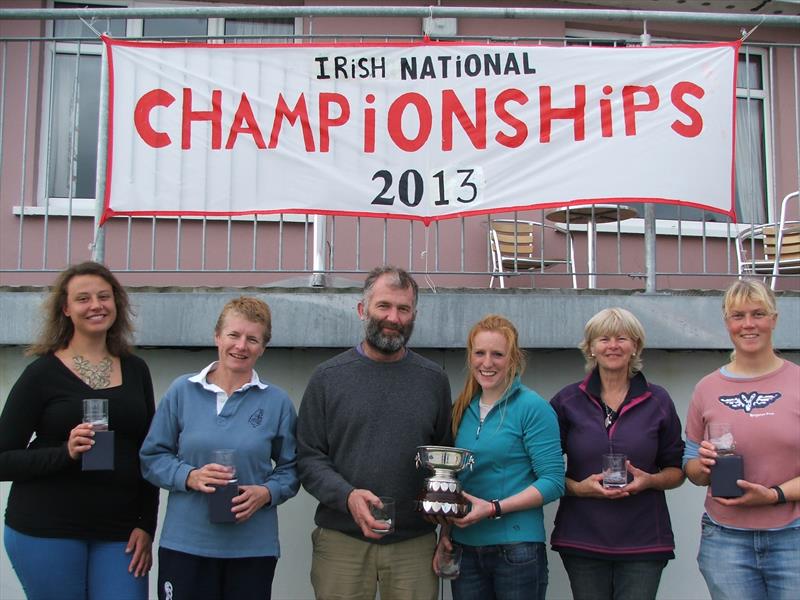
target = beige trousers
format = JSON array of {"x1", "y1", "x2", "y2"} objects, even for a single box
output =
[{"x1": 310, "y1": 527, "x2": 439, "y2": 600}]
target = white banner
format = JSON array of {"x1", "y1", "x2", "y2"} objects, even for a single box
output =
[{"x1": 103, "y1": 38, "x2": 738, "y2": 224}]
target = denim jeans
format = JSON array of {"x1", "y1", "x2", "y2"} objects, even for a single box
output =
[
  {"x1": 697, "y1": 514, "x2": 800, "y2": 600},
  {"x1": 451, "y1": 542, "x2": 547, "y2": 600},
  {"x1": 4, "y1": 525, "x2": 148, "y2": 600},
  {"x1": 559, "y1": 553, "x2": 667, "y2": 600}
]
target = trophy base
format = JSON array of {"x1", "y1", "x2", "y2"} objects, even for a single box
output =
[
  {"x1": 415, "y1": 499, "x2": 471, "y2": 518},
  {"x1": 415, "y1": 490, "x2": 471, "y2": 518}
]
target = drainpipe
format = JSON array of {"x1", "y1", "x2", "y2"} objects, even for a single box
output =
[
  {"x1": 311, "y1": 215, "x2": 327, "y2": 287},
  {"x1": 641, "y1": 24, "x2": 657, "y2": 293},
  {"x1": 91, "y1": 40, "x2": 109, "y2": 264}
]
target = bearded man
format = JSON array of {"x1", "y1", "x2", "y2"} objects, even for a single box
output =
[{"x1": 297, "y1": 265, "x2": 452, "y2": 600}]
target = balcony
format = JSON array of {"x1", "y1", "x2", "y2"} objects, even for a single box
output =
[{"x1": 0, "y1": 3, "x2": 798, "y2": 349}]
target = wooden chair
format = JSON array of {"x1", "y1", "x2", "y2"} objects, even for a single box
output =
[
  {"x1": 736, "y1": 191, "x2": 800, "y2": 289},
  {"x1": 489, "y1": 219, "x2": 577, "y2": 289}
]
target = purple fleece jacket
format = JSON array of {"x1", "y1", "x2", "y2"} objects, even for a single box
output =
[{"x1": 549, "y1": 369, "x2": 684, "y2": 560}]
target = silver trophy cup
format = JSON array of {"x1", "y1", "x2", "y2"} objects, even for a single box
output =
[{"x1": 414, "y1": 445, "x2": 474, "y2": 518}]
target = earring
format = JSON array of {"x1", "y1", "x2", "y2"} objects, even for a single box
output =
[
  {"x1": 590, "y1": 353, "x2": 595, "y2": 358},
  {"x1": 631, "y1": 352, "x2": 636, "y2": 356}
]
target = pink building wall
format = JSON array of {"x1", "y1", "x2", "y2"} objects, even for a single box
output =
[{"x1": 0, "y1": 1, "x2": 798, "y2": 290}]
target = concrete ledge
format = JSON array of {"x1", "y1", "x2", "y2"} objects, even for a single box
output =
[{"x1": 1, "y1": 288, "x2": 798, "y2": 350}]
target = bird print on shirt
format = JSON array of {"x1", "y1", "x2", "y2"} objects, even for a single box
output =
[{"x1": 718, "y1": 391, "x2": 781, "y2": 413}]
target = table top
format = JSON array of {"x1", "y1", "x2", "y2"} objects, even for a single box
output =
[{"x1": 545, "y1": 204, "x2": 638, "y2": 225}]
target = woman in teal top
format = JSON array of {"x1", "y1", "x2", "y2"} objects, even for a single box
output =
[{"x1": 436, "y1": 314, "x2": 564, "y2": 600}]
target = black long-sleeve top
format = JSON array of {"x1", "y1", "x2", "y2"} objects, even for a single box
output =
[{"x1": 0, "y1": 353, "x2": 159, "y2": 540}]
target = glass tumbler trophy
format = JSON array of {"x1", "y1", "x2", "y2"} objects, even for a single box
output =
[
  {"x1": 208, "y1": 449, "x2": 239, "y2": 523},
  {"x1": 709, "y1": 422, "x2": 744, "y2": 498},
  {"x1": 82, "y1": 398, "x2": 114, "y2": 471}
]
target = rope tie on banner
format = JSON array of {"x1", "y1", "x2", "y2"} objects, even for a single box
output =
[
  {"x1": 740, "y1": 18, "x2": 765, "y2": 42},
  {"x1": 422, "y1": 5, "x2": 435, "y2": 43},
  {"x1": 640, "y1": 20, "x2": 651, "y2": 47},
  {"x1": 79, "y1": 15, "x2": 103, "y2": 39}
]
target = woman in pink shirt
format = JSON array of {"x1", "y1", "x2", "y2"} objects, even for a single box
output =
[{"x1": 684, "y1": 279, "x2": 799, "y2": 600}]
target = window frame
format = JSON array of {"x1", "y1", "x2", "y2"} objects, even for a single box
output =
[
  {"x1": 34, "y1": 0, "x2": 128, "y2": 215},
  {"x1": 31, "y1": 0, "x2": 299, "y2": 218},
  {"x1": 563, "y1": 29, "x2": 775, "y2": 239}
]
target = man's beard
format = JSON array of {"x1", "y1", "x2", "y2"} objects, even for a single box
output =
[{"x1": 364, "y1": 314, "x2": 414, "y2": 354}]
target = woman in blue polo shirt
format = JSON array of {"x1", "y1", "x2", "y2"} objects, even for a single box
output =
[
  {"x1": 549, "y1": 307, "x2": 685, "y2": 600},
  {"x1": 140, "y1": 296, "x2": 298, "y2": 600}
]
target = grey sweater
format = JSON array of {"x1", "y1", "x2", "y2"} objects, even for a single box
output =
[{"x1": 297, "y1": 347, "x2": 452, "y2": 543}]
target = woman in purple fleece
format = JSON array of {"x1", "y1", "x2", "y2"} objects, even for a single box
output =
[{"x1": 549, "y1": 307, "x2": 685, "y2": 600}]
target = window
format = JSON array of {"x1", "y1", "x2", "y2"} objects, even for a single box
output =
[
  {"x1": 732, "y1": 49, "x2": 769, "y2": 224},
  {"x1": 39, "y1": 1, "x2": 294, "y2": 211},
  {"x1": 46, "y1": 3, "x2": 125, "y2": 205},
  {"x1": 630, "y1": 48, "x2": 771, "y2": 227},
  {"x1": 223, "y1": 18, "x2": 297, "y2": 44},
  {"x1": 566, "y1": 31, "x2": 774, "y2": 236}
]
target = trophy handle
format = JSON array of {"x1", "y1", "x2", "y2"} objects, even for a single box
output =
[
  {"x1": 466, "y1": 455, "x2": 475, "y2": 471},
  {"x1": 415, "y1": 451, "x2": 422, "y2": 470}
]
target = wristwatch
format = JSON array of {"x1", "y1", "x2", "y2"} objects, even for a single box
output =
[{"x1": 490, "y1": 499, "x2": 503, "y2": 519}]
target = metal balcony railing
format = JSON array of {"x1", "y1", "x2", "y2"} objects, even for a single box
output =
[{"x1": 0, "y1": 4, "x2": 798, "y2": 291}]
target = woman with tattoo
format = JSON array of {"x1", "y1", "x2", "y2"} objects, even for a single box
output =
[{"x1": 0, "y1": 261, "x2": 158, "y2": 600}]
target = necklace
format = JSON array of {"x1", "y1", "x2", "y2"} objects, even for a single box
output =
[
  {"x1": 600, "y1": 384, "x2": 628, "y2": 429},
  {"x1": 73, "y1": 355, "x2": 113, "y2": 389},
  {"x1": 601, "y1": 401, "x2": 618, "y2": 429}
]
